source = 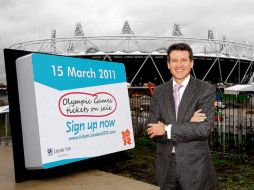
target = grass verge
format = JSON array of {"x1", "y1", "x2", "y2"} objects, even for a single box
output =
[{"x1": 97, "y1": 137, "x2": 254, "y2": 190}]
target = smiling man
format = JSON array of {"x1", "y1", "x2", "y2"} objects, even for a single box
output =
[{"x1": 147, "y1": 43, "x2": 216, "y2": 190}]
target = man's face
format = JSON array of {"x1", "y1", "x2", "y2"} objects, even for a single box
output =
[{"x1": 167, "y1": 50, "x2": 193, "y2": 84}]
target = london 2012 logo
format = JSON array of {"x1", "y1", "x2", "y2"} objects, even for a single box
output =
[{"x1": 122, "y1": 129, "x2": 131, "y2": 145}]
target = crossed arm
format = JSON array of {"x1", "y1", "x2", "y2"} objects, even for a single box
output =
[
  {"x1": 147, "y1": 86, "x2": 215, "y2": 142},
  {"x1": 147, "y1": 109, "x2": 206, "y2": 138}
]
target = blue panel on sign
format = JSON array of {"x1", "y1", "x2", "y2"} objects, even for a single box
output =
[
  {"x1": 32, "y1": 53, "x2": 127, "y2": 91},
  {"x1": 42, "y1": 157, "x2": 90, "y2": 169}
]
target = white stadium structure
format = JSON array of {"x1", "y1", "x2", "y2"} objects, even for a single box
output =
[{"x1": 9, "y1": 21, "x2": 254, "y2": 86}]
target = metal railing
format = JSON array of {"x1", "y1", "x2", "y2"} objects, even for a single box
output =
[
  {"x1": 129, "y1": 87, "x2": 152, "y2": 137},
  {"x1": 0, "y1": 113, "x2": 11, "y2": 146},
  {"x1": 211, "y1": 91, "x2": 254, "y2": 155},
  {"x1": 1, "y1": 87, "x2": 253, "y2": 154},
  {"x1": 129, "y1": 87, "x2": 254, "y2": 156}
]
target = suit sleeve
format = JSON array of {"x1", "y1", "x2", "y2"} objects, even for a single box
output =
[
  {"x1": 171, "y1": 85, "x2": 216, "y2": 142},
  {"x1": 148, "y1": 90, "x2": 159, "y2": 124},
  {"x1": 148, "y1": 88, "x2": 168, "y2": 143}
]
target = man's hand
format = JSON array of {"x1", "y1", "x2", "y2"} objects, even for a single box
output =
[
  {"x1": 147, "y1": 121, "x2": 166, "y2": 138},
  {"x1": 190, "y1": 109, "x2": 207, "y2": 122}
]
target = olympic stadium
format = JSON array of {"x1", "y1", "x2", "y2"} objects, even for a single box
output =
[{"x1": 8, "y1": 21, "x2": 254, "y2": 86}]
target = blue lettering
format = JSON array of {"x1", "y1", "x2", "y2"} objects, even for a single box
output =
[
  {"x1": 100, "y1": 119, "x2": 115, "y2": 128},
  {"x1": 66, "y1": 120, "x2": 85, "y2": 135}
]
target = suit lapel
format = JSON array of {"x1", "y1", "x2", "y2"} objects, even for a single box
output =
[
  {"x1": 164, "y1": 80, "x2": 177, "y2": 123},
  {"x1": 177, "y1": 76, "x2": 197, "y2": 122}
]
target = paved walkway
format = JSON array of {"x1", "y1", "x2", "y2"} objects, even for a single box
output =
[{"x1": 0, "y1": 146, "x2": 159, "y2": 190}]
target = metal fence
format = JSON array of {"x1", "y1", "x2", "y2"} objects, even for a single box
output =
[
  {"x1": 0, "y1": 113, "x2": 11, "y2": 146},
  {"x1": 129, "y1": 88, "x2": 151, "y2": 137},
  {"x1": 1, "y1": 88, "x2": 253, "y2": 155},
  {"x1": 129, "y1": 87, "x2": 254, "y2": 156},
  {"x1": 211, "y1": 91, "x2": 254, "y2": 155}
]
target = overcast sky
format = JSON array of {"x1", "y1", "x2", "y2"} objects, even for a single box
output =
[{"x1": 1, "y1": 0, "x2": 254, "y2": 83}]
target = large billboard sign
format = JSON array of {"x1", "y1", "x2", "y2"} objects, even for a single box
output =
[{"x1": 16, "y1": 53, "x2": 134, "y2": 169}]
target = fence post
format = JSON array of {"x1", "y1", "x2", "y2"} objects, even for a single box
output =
[
  {"x1": 222, "y1": 115, "x2": 225, "y2": 152},
  {"x1": 5, "y1": 113, "x2": 8, "y2": 138}
]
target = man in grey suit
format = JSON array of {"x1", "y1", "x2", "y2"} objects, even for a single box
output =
[{"x1": 147, "y1": 43, "x2": 216, "y2": 190}]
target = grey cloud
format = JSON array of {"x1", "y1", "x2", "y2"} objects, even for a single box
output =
[{"x1": 1, "y1": 0, "x2": 254, "y2": 83}]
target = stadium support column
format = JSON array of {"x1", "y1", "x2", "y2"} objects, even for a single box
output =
[{"x1": 50, "y1": 29, "x2": 56, "y2": 54}]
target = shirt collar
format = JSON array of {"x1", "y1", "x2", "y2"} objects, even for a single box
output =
[{"x1": 173, "y1": 74, "x2": 190, "y2": 88}]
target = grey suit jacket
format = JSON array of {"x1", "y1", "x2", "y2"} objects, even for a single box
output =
[{"x1": 148, "y1": 75, "x2": 216, "y2": 190}]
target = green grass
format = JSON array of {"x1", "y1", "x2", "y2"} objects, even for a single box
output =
[
  {"x1": 97, "y1": 137, "x2": 254, "y2": 190},
  {"x1": 96, "y1": 137, "x2": 156, "y2": 183},
  {"x1": 223, "y1": 94, "x2": 249, "y2": 103},
  {"x1": 213, "y1": 154, "x2": 254, "y2": 190},
  {"x1": 0, "y1": 119, "x2": 11, "y2": 137}
]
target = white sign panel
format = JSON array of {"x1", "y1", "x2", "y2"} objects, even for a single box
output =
[{"x1": 16, "y1": 53, "x2": 134, "y2": 169}]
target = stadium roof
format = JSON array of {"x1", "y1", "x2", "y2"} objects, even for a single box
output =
[
  {"x1": 9, "y1": 36, "x2": 254, "y2": 60},
  {"x1": 0, "y1": 106, "x2": 9, "y2": 114},
  {"x1": 224, "y1": 84, "x2": 254, "y2": 95}
]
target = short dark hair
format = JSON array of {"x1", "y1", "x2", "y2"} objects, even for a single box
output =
[{"x1": 167, "y1": 43, "x2": 193, "y2": 61}]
